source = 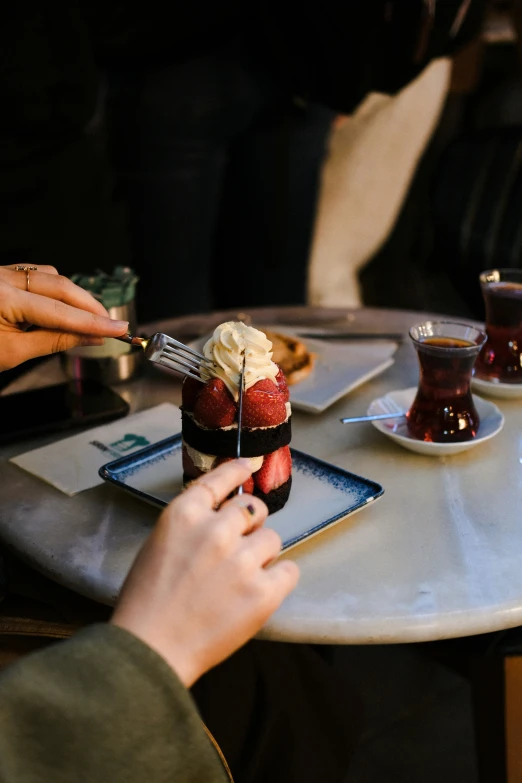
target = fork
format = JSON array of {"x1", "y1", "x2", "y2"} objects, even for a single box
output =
[{"x1": 117, "y1": 332, "x2": 213, "y2": 382}]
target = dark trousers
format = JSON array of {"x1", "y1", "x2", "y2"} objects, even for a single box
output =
[
  {"x1": 106, "y1": 46, "x2": 333, "y2": 323},
  {"x1": 192, "y1": 640, "x2": 363, "y2": 783}
]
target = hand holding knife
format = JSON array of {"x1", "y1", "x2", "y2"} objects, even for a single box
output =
[{"x1": 236, "y1": 355, "x2": 246, "y2": 495}]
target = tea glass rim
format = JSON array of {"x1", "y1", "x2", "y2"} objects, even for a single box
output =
[
  {"x1": 409, "y1": 320, "x2": 487, "y2": 354},
  {"x1": 479, "y1": 268, "x2": 522, "y2": 286}
]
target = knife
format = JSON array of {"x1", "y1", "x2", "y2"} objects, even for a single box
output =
[
  {"x1": 296, "y1": 331, "x2": 404, "y2": 342},
  {"x1": 236, "y1": 355, "x2": 246, "y2": 495}
]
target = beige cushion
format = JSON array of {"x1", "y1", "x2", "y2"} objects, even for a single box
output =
[{"x1": 307, "y1": 57, "x2": 452, "y2": 307}]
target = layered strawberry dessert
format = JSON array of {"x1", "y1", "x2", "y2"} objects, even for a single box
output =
[{"x1": 181, "y1": 322, "x2": 292, "y2": 513}]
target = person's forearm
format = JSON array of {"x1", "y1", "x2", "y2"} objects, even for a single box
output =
[{"x1": 0, "y1": 624, "x2": 228, "y2": 783}]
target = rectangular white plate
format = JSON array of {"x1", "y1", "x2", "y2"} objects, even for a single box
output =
[
  {"x1": 283, "y1": 335, "x2": 397, "y2": 413},
  {"x1": 100, "y1": 435, "x2": 384, "y2": 551},
  {"x1": 191, "y1": 331, "x2": 397, "y2": 414}
]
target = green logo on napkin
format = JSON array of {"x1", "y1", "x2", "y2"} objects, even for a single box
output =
[
  {"x1": 110, "y1": 434, "x2": 150, "y2": 452},
  {"x1": 90, "y1": 433, "x2": 151, "y2": 458}
]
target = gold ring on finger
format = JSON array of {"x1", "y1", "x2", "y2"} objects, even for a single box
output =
[{"x1": 14, "y1": 265, "x2": 37, "y2": 291}]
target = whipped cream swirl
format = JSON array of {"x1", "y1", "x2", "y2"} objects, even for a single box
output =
[{"x1": 203, "y1": 321, "x2": 279, "y2": 399}]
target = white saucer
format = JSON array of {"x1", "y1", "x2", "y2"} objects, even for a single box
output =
[
  {"x1": 367, "y1": 387, "x2": 504, "y2": 456},
  {"x1": 472, "y1": 375, "x2": 522, "y2": 400}
]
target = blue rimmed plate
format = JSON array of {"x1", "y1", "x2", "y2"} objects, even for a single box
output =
[{"x1": 99, "y1": 436, "x2": 384, "y2": 551}]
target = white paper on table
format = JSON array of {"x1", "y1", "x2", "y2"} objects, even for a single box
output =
[{"x1": 10, "y1": 402, "x2": 180, "y2": 496}]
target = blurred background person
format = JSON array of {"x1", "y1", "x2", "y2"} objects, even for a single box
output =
[
  {"x1": 0, "y1": 3, "x2": 334, "y2": 323},
  {"x1": 0, "y1": 2, "x2": 483, "y2": 326}
]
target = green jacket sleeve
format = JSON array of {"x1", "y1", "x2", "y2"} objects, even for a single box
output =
[{"x1": 0, "y1": 624, "x2": 229, "y2": 783}]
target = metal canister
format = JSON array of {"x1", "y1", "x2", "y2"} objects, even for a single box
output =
[{"x1": 61, "y1": 266, "x2": 142, "y2": 384}]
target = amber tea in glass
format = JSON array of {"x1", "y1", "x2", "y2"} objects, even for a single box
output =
[
  {"x1": 474, "y1": 269, "x2": 522, "y2": 383},
  {"x1": 407, "y1": 322, "x2": 486, "y2": 443}
]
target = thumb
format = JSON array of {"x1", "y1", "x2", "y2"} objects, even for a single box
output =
[{"x1": 2, "y1": 330, "x2": 104, "y2": 371}]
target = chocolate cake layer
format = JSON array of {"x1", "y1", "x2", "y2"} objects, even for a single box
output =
[
  {"x1": 182, "y1": 411, "x2": 291, "y2": 457},
  {"x1": 254, "y1": 477, "x2": 292, "y2": 515},
  {"x1": 183, "y1": 473, "x2": 201, "y2": 485}
]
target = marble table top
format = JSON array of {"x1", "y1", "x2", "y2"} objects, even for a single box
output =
[{"x1": 1, "y1": 305, "x2": 521, "y2": 645}]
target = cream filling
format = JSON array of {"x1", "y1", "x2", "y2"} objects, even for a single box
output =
[
  {"x1": 185, "y1": 443, "x2": 217, "y2": 472},
  {"x1": 184, "y1": 442, "x2": 264, "y2": 474}
]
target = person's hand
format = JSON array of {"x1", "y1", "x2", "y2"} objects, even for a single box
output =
[
  {"x1": 111, "y1": 460, "x2": 299, "y2": 687},
  {"x1": 0, "y1": 264, "x2": 129, "y2": 371}
]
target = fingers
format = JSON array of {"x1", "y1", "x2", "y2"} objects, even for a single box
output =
[
  {"x1": 263, "y1": 559, "x2": 300, "y2": 602},
  {"x1": 2, "y1": 331, "x2": 105, "y2": 369},
  {"x1": 7, "y1": 288, "x2": 128, "y2": 338},
  {"x1": 0, "y1": 268, "x2": 109, "y2": 318},
  {"x1": 237, "y1": 526, "x2": 282, "y2": 567},
  {"x1": 183, "y1": 459, "x2": 253, "y2": 510},
  {"x1": 217, "y1": 494, "x2": 268, "y2": 536}
]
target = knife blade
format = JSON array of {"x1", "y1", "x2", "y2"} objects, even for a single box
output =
[
  {"x1": 296, "y1": 331, "x2": 404, "y2": 342},
  {"x1": 236, "y1": 355, "x2": 246, "y2": 495}
]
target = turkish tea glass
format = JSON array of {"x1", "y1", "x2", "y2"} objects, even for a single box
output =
[
  {"x1": 407, "y1": 321, "x2": 487, "y2": 443},
  {"x1": 474, "y1": 268, "x2": 522, "y2": 384}
]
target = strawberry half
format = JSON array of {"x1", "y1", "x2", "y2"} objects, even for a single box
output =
[
  {"x1": 275, "y1": 367, "x2": 290, "y2": 403},
  {"x1": 182, "y1": 376, "x2": 203, "y2": 412},
  {"x1": 193, "y1": 378, "x2": 237, "y2": 428},
  {"x1": 182, "y1": 446, "x2": 203, "y2": 479},
  {"x1": 214, "y1": 456, "x2": 255, "y2": 494},
  {"x1": 253, "y1": 445, "x2": 292, "y2": 494},
  {"x1": 242, "y1": 379, "x2": 287, "y2": 428}
]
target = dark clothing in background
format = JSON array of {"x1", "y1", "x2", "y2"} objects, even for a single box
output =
[
  {"x1": 193, "y1": 640, "x2": 363, "y2": 783},
  {"x1": 0, "y1": 4, "x2": 332, "y2": 322},
  {"x1": 106, "y1": 47, "x2": 333, "y2": 320},
  {"x1": 0, "y1": 2, "x2": 482, "y2": 322},
  {"x1": 0, "y1": 4, "x2": 127, "y2": 276}
]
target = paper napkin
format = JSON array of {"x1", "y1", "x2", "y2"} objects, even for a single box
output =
[{"x1": 10, "y1": 403, "x2": 180, "y2": 496}]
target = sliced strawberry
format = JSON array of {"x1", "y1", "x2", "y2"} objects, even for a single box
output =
[
  {"x1": 182, "y1": 446, "x2": 203, "y2": 479},
  {"x1": 214, "y1": 456, "x2": 255, "y2": 494},
  {"x1": 241, "y1": 476, "x2": 255, "y2": 494},
  {"x1": 242, "y1": 379, "x2": 287, "y2": 428},
  {"x1": 253, "y1": 446, "x2": 292, "y2": 494},
  {"x1": 275, "y1": 367, "x2": 290, "y2": 403},
  {"x1": 193, "y1": 378, "x2": 237, "y2": 428},
  {"x1": 182, "y1": 376, "x2": 204, "y2": 412}
]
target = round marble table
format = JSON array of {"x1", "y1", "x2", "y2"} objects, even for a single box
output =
[{"x1": 0, "y1": 306, "x2": 520, "y2": 645}]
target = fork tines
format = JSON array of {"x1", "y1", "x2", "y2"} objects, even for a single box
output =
[{"x1": 160, "y1": 336, "x2": 213, "y2": 383}]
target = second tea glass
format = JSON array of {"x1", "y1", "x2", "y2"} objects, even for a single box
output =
[
  {"x1": 474, "y1": 268, "x2": 522, "y2": 384},
  {"x1": 407, "y1": 321, "x2": 487, "y2": 443}
]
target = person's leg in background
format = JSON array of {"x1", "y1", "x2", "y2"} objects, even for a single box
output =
[
  {"x1": 105, "y1": 46, "x2": 269, "y2": 324},
  {"x1": 192, "y1": 639, "x2": 363, "y2": 783},
  {"x1": 213, "y1": 101, "x2": 335, "y2": 310}
]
